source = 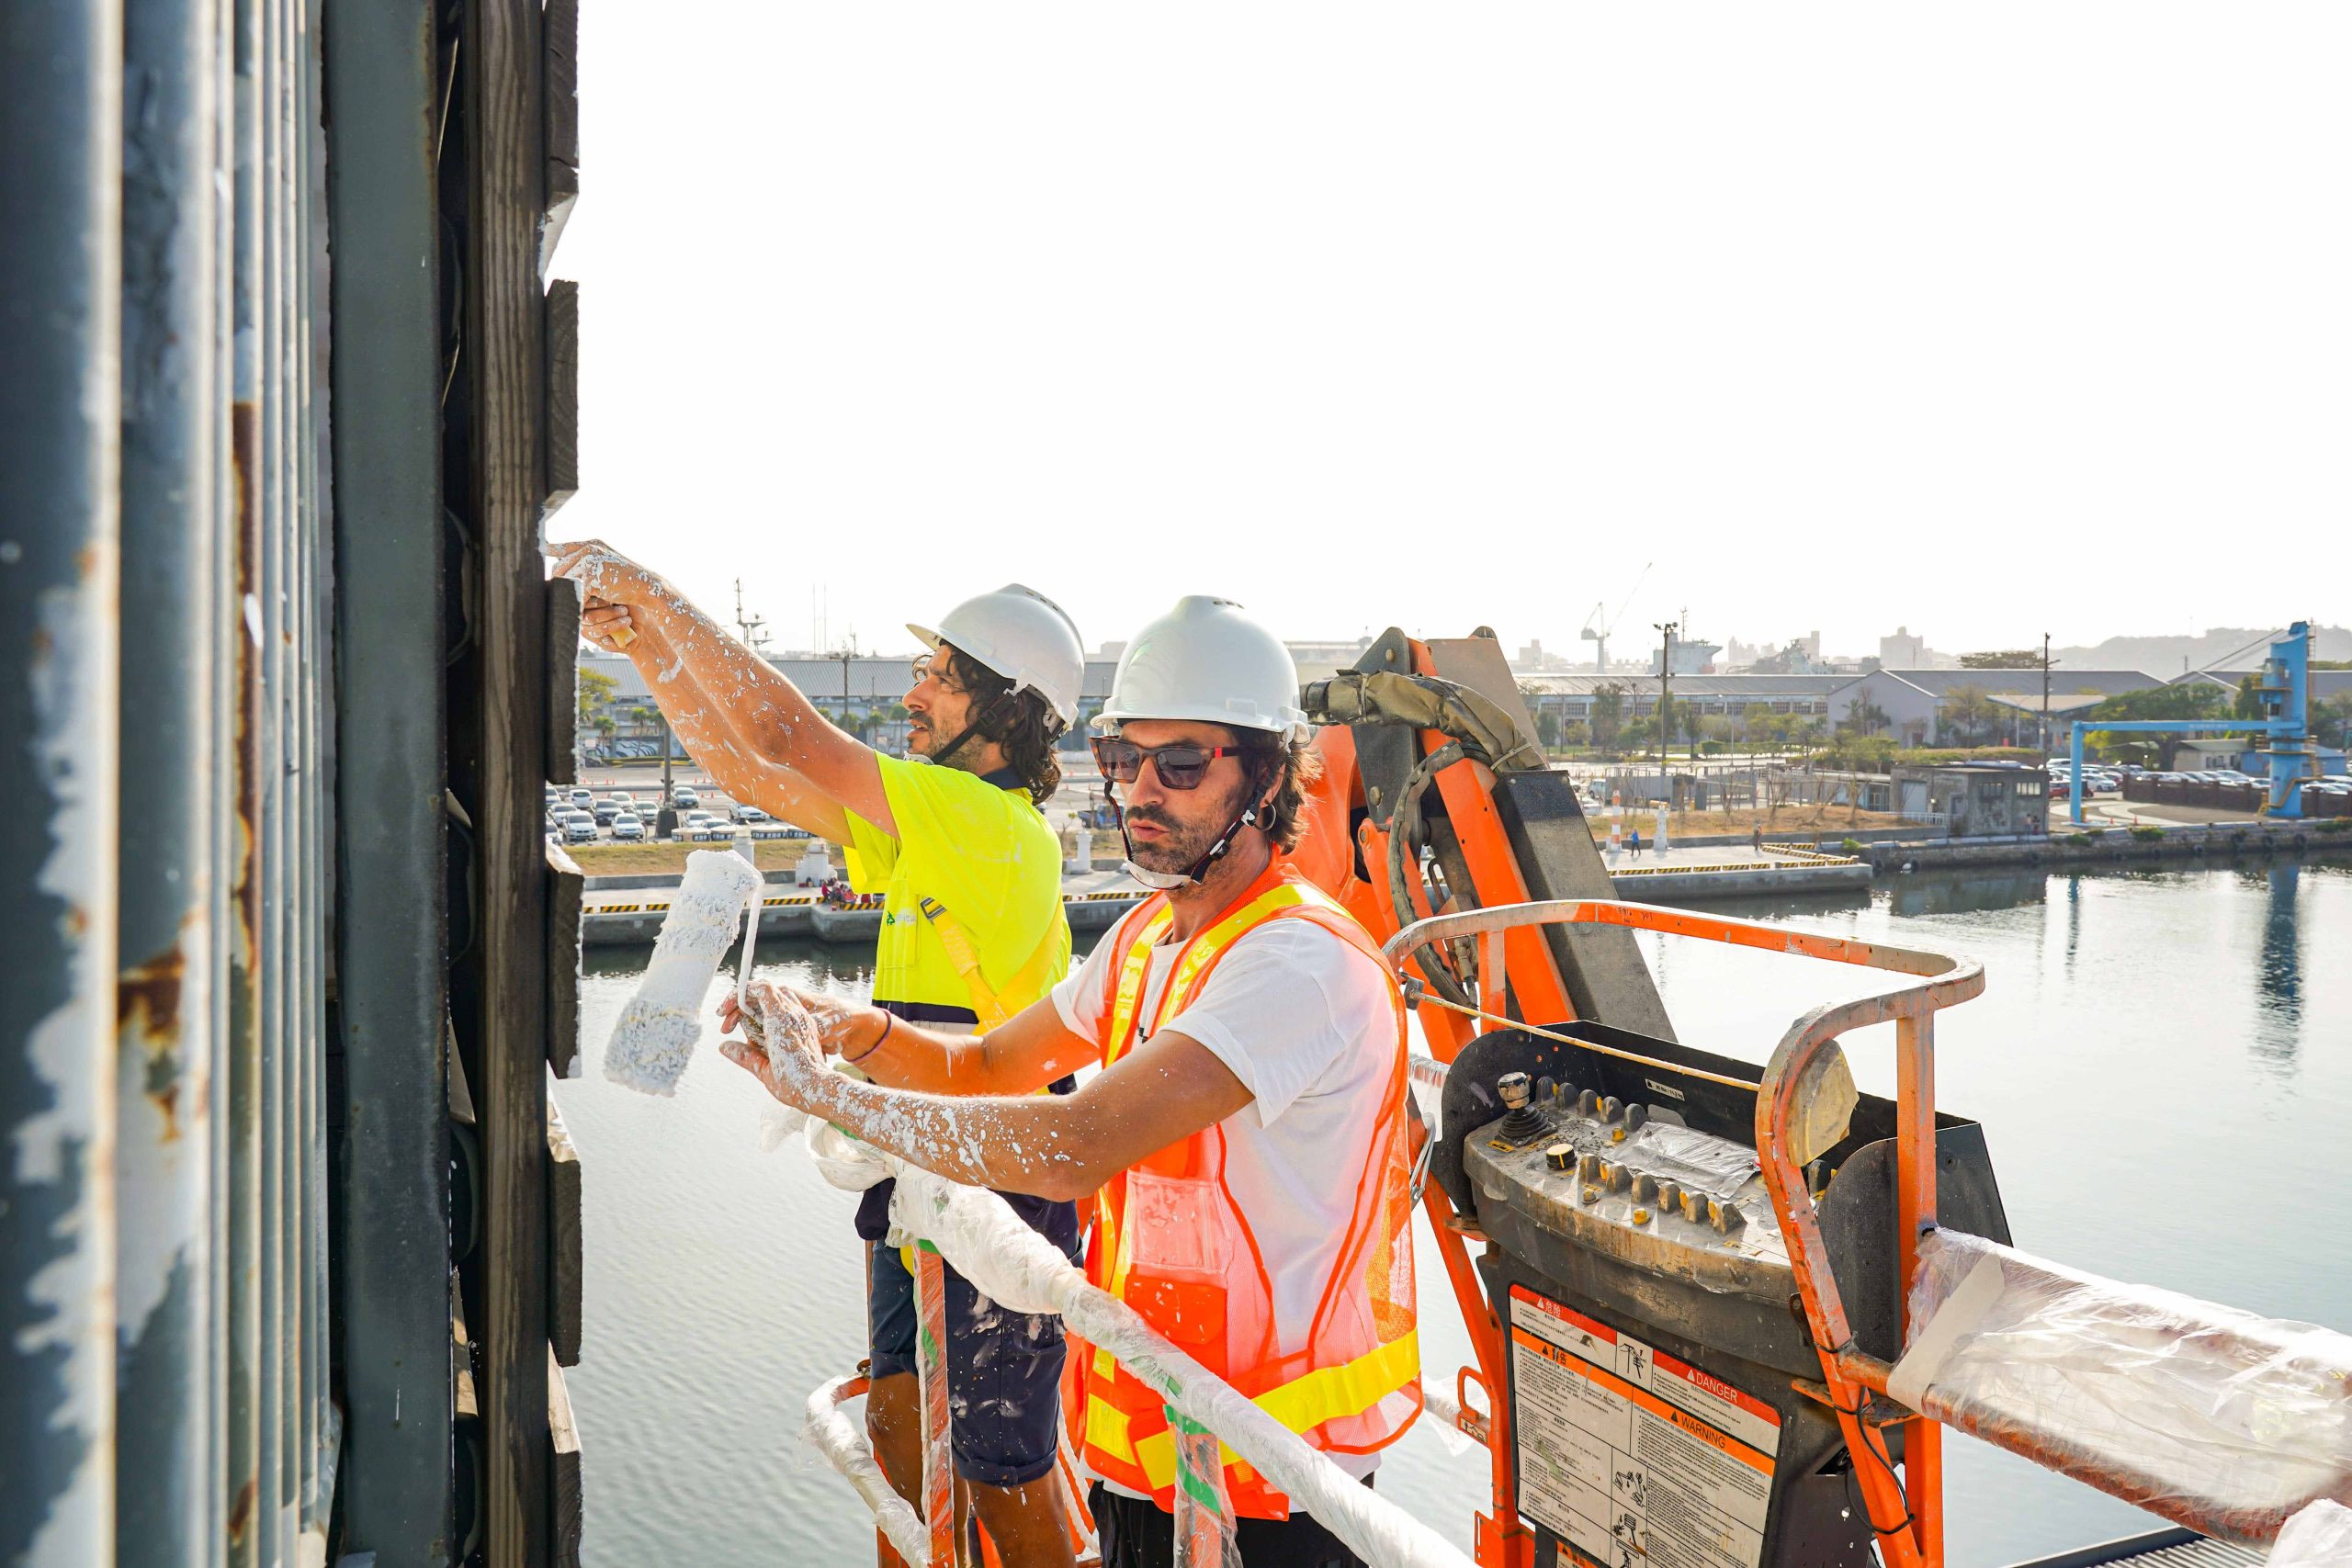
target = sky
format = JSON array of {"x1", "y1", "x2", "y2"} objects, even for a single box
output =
[{"x1": 552, "y1": 4, "x2": 2351, "y2": 663}]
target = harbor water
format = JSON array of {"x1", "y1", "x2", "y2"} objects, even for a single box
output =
[{"x1": 553, "y1": 856, "x2": 2352, "y2": 1567}]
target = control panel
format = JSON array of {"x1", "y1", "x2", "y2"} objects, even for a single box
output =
[{"x1": 1462, "y1": 1069, "x2": 1791, "y2": 1305}]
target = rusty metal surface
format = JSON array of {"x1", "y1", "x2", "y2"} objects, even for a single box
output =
[
  {"x1": 117, "y1": 0, "x2": 223, "y2": 1560},
  {"x1": 4, "y1": 0, "x2": 353, "y2": 1557},
  {"x1": 0, "y1": 3, "x2": 126, "y2": 1563}
]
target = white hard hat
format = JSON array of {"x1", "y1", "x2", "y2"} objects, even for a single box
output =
[
  {"x1": 908, "y1": 584, "x2": 1085, "y2": 726},
  {"x1": 1094, "y1": 596, "x2": 1309, "y2": 744}
]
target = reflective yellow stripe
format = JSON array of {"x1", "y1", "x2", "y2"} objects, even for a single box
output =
[
  {"x1": 1102, "y1": 905, "x2": 1174, "y2": 1067},
  {"x1": 1254, "y1": 1328, "x2": 1419, "y2": 1438},
  {"x1": 1104, "y1": 879, "x2": 1349, "y2": 1065},
  {"x1": 1127, "y1": 1329, "x2": 1421, "y2": 1491},
  {"x1": 1086, "y1": 1393, "x2": 1134, "y2": 1461},
  {"x1": 1152, "y1": 883, "x2": 1330, "y2": 1032}
]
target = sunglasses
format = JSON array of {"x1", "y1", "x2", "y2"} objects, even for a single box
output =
[{"x1": 1090, "y1": 738, "x2": 1247, "y2": 791}]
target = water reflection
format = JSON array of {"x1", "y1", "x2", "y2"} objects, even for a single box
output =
[
  {"x1": 1883, "y1": 868, "x2": 2048, "y2": 919},
  {"x1": 2255, "y1": 862, "x2": 2303, "y2": 1071}
]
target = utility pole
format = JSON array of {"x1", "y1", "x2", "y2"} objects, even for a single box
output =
[
  {"x1": 732, "y1": 577, "x2": 769, "y2": 651},
  {"x1": 2040, "y1": 632, "x2": 2052, "y2": 757},
  {"x1": 1655, "y1": 621, "x2": 1677, "y2": 787}
]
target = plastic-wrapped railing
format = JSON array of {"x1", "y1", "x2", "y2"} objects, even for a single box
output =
[
  {"x1": 1888, "y1": 1228, "x2": 2352, "y2": 1549},
  {"x1": 789, "y1": 1131, "x2": 1473, "y2": 1568}
]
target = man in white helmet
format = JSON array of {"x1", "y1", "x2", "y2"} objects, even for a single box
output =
[
  {"x1": 548, "y1": 541, "x2": 1089, "y2": 1566},
  {"x1": 718, "y1": 596, "x2": 1420, "y2": 1568}
]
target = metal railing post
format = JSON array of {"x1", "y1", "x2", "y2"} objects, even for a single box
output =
[
  {"x1": 0, "y1": 2, "x2": 127, "y2": 1562},
  {"x1": 117, "y1": 0, "x2": 224, "y2": 1559}
]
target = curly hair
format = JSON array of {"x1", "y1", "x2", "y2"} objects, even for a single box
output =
[
  {"x1": 1238, "y1": 735, "x2": 1323, "y2": 852},
  {"x1": 940, "y1": 647, "x2": 1065, "y2": 807}
]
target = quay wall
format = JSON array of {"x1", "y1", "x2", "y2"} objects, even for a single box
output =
[{"x1": 1858, "y1": 818, "x2": 2352, "y2": 874}]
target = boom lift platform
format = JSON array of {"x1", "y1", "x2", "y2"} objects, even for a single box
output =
[{"x1": 1295, "y1": 628, "x2": 2352, "y2": 1568}]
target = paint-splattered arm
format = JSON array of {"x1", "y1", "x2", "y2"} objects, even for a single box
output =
[
  {"x1": 723, "y1": 983, "x2": 1250, "y2": 1202},
  {"x1": 717, "y1": 984, "x2": 1095, "y2": 1096},
  {"x1": 551, "y1": 540, "x2": 891, "y2": 831}
]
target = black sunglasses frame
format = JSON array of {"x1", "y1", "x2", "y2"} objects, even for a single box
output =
[{"x1": 1089, "y1": 739, "x2": 1247, "y2": 792}]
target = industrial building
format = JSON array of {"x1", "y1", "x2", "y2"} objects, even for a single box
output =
[
  {"x1": 1514, "y1": 672, "x2": 1855, "y2": 732},
  {"x1": 1849, "y1": 668, "x2": 2163, "y2": 745}
]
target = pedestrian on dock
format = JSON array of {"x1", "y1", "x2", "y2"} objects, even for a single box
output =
[
  {"x1": 554, "y1": 542, "x2": 1090, "y2": 1568},
  {"x1": 1629, "y1": 825, "x2": 1642, "y2": 858},
  {"x1": 1752, "y1": 823, "x2": 1764, "y2": 852},
  {"x1": 720, "y1": 597, "x2": 1420, "y2": 1568}
]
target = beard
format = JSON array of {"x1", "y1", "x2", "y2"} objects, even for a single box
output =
[
  {"x1": 905, "y1": 708, "x2": 966, "y2": 763},
  {"x1": 1120, "y1": 795, "x2": 1239, "y2": 874}
]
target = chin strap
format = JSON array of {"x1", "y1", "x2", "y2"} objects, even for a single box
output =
[
  {"x1": 1108, "y1": 765, "x2": 1272, "y2": 891},
  {"x1": 930, "y1": 690, "x2": 1018, "y2": 773}
]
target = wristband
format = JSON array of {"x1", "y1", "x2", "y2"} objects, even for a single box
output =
[{"x1": 843, "y1": 1010, "x2": 893, "y2": 1066}]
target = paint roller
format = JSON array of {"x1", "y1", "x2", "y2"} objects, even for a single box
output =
[{"x1": 603, "y1": 847, "x2": 763, "y2": 1095}]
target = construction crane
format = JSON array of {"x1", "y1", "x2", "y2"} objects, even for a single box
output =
[{"x1": 1577, "y1": 561, "x2": 1651, "y2": 672}]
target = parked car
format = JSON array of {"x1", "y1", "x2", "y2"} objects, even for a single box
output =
[
  {"x1": 561, "y1": 812, "x2": 597, "y2": 844},
  {"x1": 672, "y1": 788, "x2": 699, "y2": 811},
  {"x1": 568, "y1": 787, "x2": 594, "y2": 810},
  {"x1": 730, "y1": 802, "x2": 770, "y2": 824},
  {"x1": 611, "y1": 813, "x2": 644, "y2": 842}
]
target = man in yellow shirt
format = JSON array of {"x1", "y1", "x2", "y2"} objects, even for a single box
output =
[{"x1": 551, "y1": 542, "x2": 1083, "y2": 1567}]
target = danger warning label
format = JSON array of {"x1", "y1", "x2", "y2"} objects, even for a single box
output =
[{"x1": 1509, "y1": 1286, "x2": 1780, "y2": 1568}]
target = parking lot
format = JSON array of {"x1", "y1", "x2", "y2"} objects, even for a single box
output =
[{"x1": 545, "y1": 776, "x2": 813, "y2": 847}]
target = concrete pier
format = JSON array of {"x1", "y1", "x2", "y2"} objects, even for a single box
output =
[{"x1": 580, "y1": 867, "x2": 1152, "y2": 948}]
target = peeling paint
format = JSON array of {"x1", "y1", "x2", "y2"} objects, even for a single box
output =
[{"x1": 118, "y1": 942, "x2": 190, "y2": 1138}]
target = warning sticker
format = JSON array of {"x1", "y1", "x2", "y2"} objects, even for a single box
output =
[{"x1": 1510, "y1": 1287, "x2": 1780, "y2": 1568}]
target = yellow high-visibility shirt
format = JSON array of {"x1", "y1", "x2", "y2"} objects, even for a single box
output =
[{"x1": 842, "y1": 757, "x2": 1070, "y2": 1020}]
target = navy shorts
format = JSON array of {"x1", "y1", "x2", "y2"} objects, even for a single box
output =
[{"x1": 866, "y1": 1196, "x2": 1082, "y2": 1489}]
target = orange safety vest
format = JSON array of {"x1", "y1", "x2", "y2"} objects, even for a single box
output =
[{"x1": 1069, "y1": 860, "x2": 1420, "y2": 1519}]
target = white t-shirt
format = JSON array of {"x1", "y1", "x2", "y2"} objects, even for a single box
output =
[{"x1": 1051, "y1": 913, "x2": 1399, "y2": 1485}]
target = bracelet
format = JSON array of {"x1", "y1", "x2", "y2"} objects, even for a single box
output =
[{"x1": 843, "y1": 1010, "x2": 894, "y2": 1066}]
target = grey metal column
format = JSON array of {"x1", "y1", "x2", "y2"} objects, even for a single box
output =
[
  {"x1": 117, "y1": 0, "x2": 222, "y2": 1563},
  {"x1": 322, "y1": 0, "x2": 457, "y2": 1559},
  {"x1": 0, "y1": 2, "x2": 127, "y2": 1564},
  {"x1": 298, "y1": 0, "x2": 340, "y2": 1533},
  {"x1": 226, "y1": 0, "x2": 268, "y2": 1556}
]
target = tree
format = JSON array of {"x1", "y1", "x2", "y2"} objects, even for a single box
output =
[
  {"x1": 1961, "y1": 649, "x2": 2044, "y2": 669},
  {"x1": 1590, "y1": 683, "x2": 1626, "y2": 749},
  {"x1": 2312, "y1": 694, "x2": 2352, "y2": 750},
  {"x1": 1840, "y1": 694, "x2": 1888, "y2": 735},
  {"x1": 1940, "y1": 684, "x2": 1998, "y2": 745},
  {"x1": 1536, "y1": 709, "x2": 1563, "y2": 750},
  {"x1": 578, "y1": 667, "x2": 618, "y2": 722},
  {"x1": 2082, "y1": 682, "x2": 2232, "y2": 768}
]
